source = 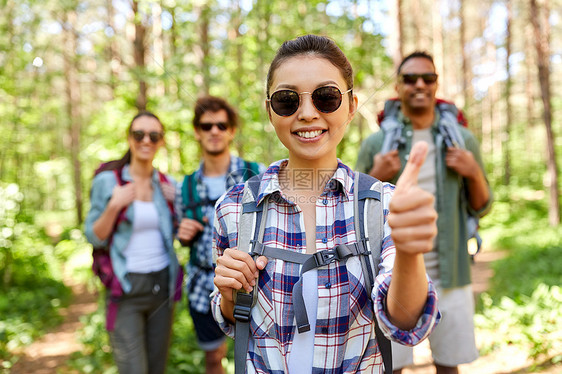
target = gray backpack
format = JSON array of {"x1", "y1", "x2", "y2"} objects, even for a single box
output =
[
  {"x1": 379, "y1": 99, "x2": 482, "y2": 258},
  {"x1": 232, "y1": 172, "x2": 392, "y2": 374}
]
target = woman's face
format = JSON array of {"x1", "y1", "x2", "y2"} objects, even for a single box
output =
[
  {"x1": 127, "y1": 115, "x2": 164, "y2": 163},
  {"x1": 267, "y1": 55, "x2": 357, "y2": 168}
]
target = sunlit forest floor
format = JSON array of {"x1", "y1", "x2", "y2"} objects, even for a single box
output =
[{"x1": 8, "y1": 247, "x2": 561, "y2": 374}]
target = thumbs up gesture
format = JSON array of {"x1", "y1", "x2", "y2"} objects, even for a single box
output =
[{"x1": 388, "y1": 142, "x2": 437, "y2": 255}]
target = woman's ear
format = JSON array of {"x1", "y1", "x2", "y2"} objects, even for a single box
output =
[{"x1": 348, "y1": 94, "x2": 358, "y2": 120}]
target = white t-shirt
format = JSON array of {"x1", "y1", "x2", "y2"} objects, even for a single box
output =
[
  {"x1": 287, "y1": 269, "x2": 318, "y2": 373},
  {"x1": 123, "y1": 200, "x2": 169, "y2": 273}
]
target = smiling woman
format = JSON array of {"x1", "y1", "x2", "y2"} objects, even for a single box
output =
[
  {"x1": 210, "y1": 34, "x2": 441, "y2": 374},
  {"x1": 84, "y1": 111, "x2": 182, "y2": 374}
]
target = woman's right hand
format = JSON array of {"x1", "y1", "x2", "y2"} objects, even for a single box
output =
[
  {"x1": 214, "y1": 248, "x2": 268, "y2": 301},
  {"x1": 109, "y1": 183, "x2": 136, "y2": 211},
  {"x1": 214, "y1": 248, "x2": 268, "y2": 322}
]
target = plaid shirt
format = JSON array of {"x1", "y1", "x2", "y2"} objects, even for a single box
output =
[
  {"x1": 176, "y1": 155, "x2": 265, "y2": 313},
  {"x1": 211, "y1": 160, "x2": 440, "y2": 373}
]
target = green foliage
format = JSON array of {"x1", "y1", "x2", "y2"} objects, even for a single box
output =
[
  {"x1": 0, "y1": 185, "x2": 71, "y2": 363},
  {"x1": 475, "y1": 285, "x2": 562, "y2": 363},
  {"x1": 474, "y1": 189, "x2": 562, "y2": 364},
  {"x1": 67, "y1": 300, "x2": 116, "y2": 374}
]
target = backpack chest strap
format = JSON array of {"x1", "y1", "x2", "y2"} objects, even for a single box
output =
[{"x1": 250, "y1": 241, "x2": 370, "y2": 333}]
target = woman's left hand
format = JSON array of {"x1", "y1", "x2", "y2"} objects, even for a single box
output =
[{"x1": 388, "y1": 142, "x2": 437, "y2": 255}]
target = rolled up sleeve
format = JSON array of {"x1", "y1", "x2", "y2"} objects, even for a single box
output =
[{"x1": 374, "y1": 273, "x2": 440, "y2": 346}]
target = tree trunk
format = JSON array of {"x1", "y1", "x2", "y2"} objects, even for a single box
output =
[
  {"x1": 459, "y1": 0, "x2": 470, "y2": 109},
  {"x1": 530, "y1": 0, "x2": 559, "y2": 225},
  {"x1": 432, "y1": 0, "x2": 445, "y2": 97},
  {"x1": 503, "y1": 0, "x2": 512, "y2": 185},
  {"x1": 63, "y1": 9, "x2": 83, "y2": 226},
  {"x1": 106, "y1": 0, "x2": 118, "y2": 95},
  {"x1": 391, "y1": 0, "x2": 404, "y2": 68},
  {"x1": 153, "y1": 1, "x2": 165, "y2": 97},
  {"x1": 132, "y1": 0, "x2": 147, "y2": 111},
  {"x1": 194, "y1": 3, "x2": 210, "y2": 95},
  {"x1": 231, "y1": 0, "x2": 244, "y2": 156}
]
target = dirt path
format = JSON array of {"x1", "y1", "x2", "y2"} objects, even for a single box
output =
[
  {"x1": 402, "y1": 249, "x2": 561, "y2": 374},
  {"x1": 7, "y1": 248, "x2": 560, "y2": 374},
  {"x1": 9, "y1": 277, "x2": 98, "y2": 374}
]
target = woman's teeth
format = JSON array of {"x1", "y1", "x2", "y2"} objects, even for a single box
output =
[{"x1": 296, "y1": 130, "x2": 323, "y2": 138}]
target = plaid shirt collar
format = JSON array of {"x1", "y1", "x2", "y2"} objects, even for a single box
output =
[
  {"x1": 192, "y1": 154, "x2": 250, "y2": 187},
  {"x1": 256, "y1": 159, "x2": 354, "y2": 206}
]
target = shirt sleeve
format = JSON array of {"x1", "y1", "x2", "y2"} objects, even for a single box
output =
[
  {"x1": 84, "y1": 172, "x2": 114, "y2": 248},
  {"x1": 355, "y1": 132, "x2": 383, "y2": 174},
  {"x1": 464, "y1": 131, "x2": 493, "y2": 218},
  {"x1": 372, "y1": 182, "x2": 441, "y2": 346},
  {"x1": 210, "y1": 186, "x2": 244, "y2": 337}
]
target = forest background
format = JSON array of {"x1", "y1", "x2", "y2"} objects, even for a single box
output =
[{"x1": 1, "y1": 0, "x2": 561, "y2": 373}]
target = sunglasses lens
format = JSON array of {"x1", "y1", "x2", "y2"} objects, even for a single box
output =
[
  {"x1": 199, "y1": 122, "x2": 228, "y2": 131},
  {"x1": 131, "y1": 130, "x2": 162, "y2": 143},
  {"x1": 270, "y1": 90, "x2": 299, "y2": 116},
  {"x1": 149, "y1": 132, "x2": 163, "y2": 142},
  {"x1": 200, "y1": 123, "x2": 212, "y2": 131},
  {"x1": 402, "y1": 73, "x2": 438, "y2": 84},
  {"x1": 422, "y1": 74, "x2": 438, "y2": 84},
  {"x1": 402, "y1": 74, "x2": 418, "y2": 84},
  {"x1": 312, "y1": 86, "x2": 343, "y2": 113},
  {"x1": 132, "y1": 130, "x2": 145, "y2": 142}
]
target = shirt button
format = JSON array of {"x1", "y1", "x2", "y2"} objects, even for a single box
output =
[
  {"x1": 152, "y1": 284, "x2": 160, "y2": 295},
  {"x1": 406, "y1": 130, "x2": 412, "y2": 136},
  {"x1": 325, "y1": 282, "x2": 331, "y2": 289},
  {"x1": 322, "y1": 238, "x2": 328, "y2": 243},
  {"x1": 405, "y1": 154, "x2": 410, "y2": 161},
  {"x1": 322, "y1": 199, "x2": 328, "y2": 205}
]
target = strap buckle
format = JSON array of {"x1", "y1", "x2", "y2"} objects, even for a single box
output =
[
  {"x1": 233, "y1": 289, "x2": 256, "y2": 323},
  {"x1": 313, "y1": 248, "x2": 339, "y2": 267}
]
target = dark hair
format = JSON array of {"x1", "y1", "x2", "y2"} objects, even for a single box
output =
[
  {"x1": 266, "y1": 35, "x2": 353, "y2": 99},
  {"x1": 95, "y1": 111, "x2": 163, "y2": 174},
  {"x1": 397, "y1": 51, "x2": 436, "y2": 75},
  {"x1": 193, "y1": 96, "x2": 238, "y2": 129}
]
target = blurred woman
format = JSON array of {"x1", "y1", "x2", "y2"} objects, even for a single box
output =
[{"x1": 85, "y1": 111, "x2": 181, "y2": 374}]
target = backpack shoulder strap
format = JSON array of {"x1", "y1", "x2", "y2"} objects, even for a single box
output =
[
  {"x1": 234, "y1": 174, "x2": 265, "y2": 374},
  {"x1": 158, "y1": 171, "x2": 175, "y2": 216},
  {"x1": 181, "y1": 172, "x2": 204, "y2": 222},
  {"x1": 436, "y1": 101, "x2": 466, "y2": 149},
  {"x1": 353, "y1": 171, "x2": 392, "y2": 374},
  {"x1": 380, "y1": 100, "x2": 405, "y2": 154},
  {"x1": 243, "y1": 160, "x2": 261, "y2": 181}
]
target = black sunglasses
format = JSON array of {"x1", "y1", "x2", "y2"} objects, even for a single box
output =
[
  {"x1": 400, "y1": 73, "x2": 438, "y2": 85},
  {"x1": 198, "y1": 122, "x2": 229, "y2": 131},
  {"x1": 267, "y1": 86, "x2": 352, "y2": 117},
  {"x1": 130, "y1": 130, "x2": 163, "y2": 143}
]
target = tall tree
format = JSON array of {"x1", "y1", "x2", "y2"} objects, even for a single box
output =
[
  {"x1": 459, "y1": 0, "x2": 469, "y2": 109},
  {"x1": 194, "y1": 2, "x2": 211, "y2": 95},
  {"x1": 106, "y1": 0, "x2": 119, "y2": 95},
  {"x1": 132, "y1": 0, "x2": 147, "y2": 111},
  {"x1": 530, "y1": 0, "x2": 559, "y2": 225},
  {"x1": 432, "y1": 0, "x2": 446, "y2": 97},
  {"x1": 152, "y1": 1, "x2": 165, "y2": 97},
  {"x1": 391, "y1": 0, "x2": 404, "y2": 68},
  {"x1": 62, "y1": 5, "x2": 84, "y2": 225},
  {"x1": 503, "y1": 0, "x2": 513, "y2": 185}
]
